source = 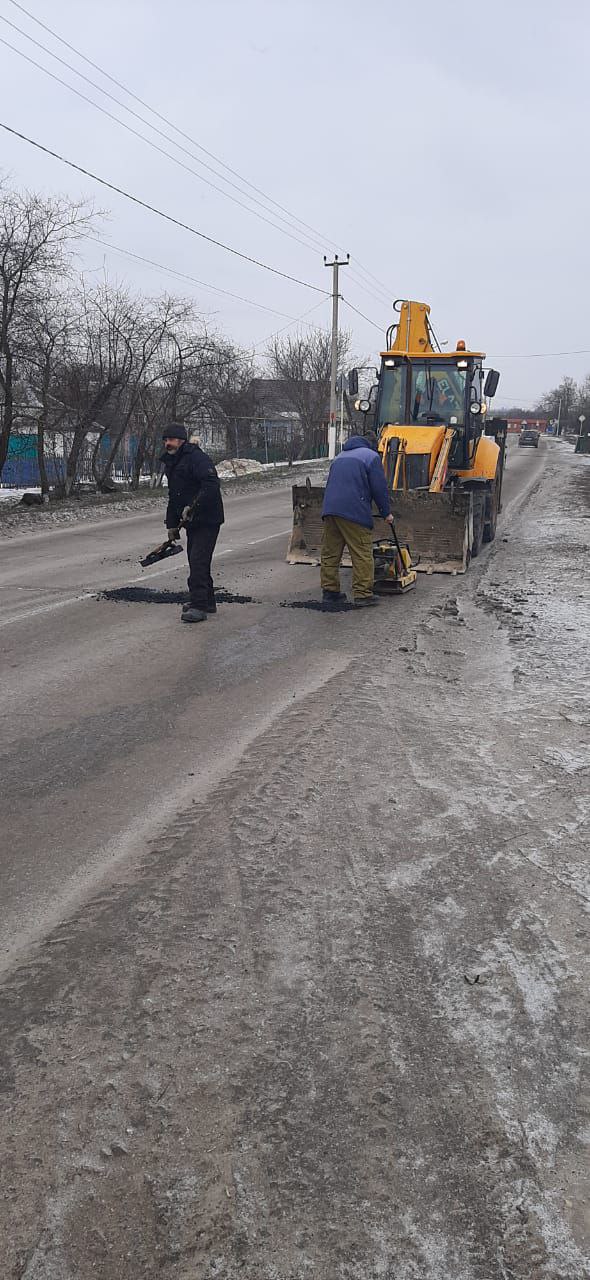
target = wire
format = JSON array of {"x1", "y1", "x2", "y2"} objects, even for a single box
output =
[
  {"x1": 0, "y1": 121, "x2": 330, "y2": 294},
  {"x1": 87, "y1": 236, "x2": 329, "y2": 346},
  {"x1": 344, "y1": 271, "x2": 394, "y2": 310},
  {"x1": 0, "y1": 34, "x2": 323, "y2": 255},
  {"x1": 6, "y1": 0, "x2": 397, "y2": 306},
  {"x1": 341, "y1": 297, "x2": 385, "y2": 333},
  {"x1": 252, "y1": 300, "x2": 329, "y2": 352},
  {"x1": 85, "y1": 235, "x2": 317, "y2": 320},
  {"x1": 6, "y1": 0, "x2": 328, "y2": 247},
  {"x1": 0, "y1": 23, "x2": 327, "y2": 257},
  {"x1": 1, "y1": 32, "x2": 395, "y2": 311},
  {"x1": 489, "y1": 349, "x2": 590, "y2": 358}
]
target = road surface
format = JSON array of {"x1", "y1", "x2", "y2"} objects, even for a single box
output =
[
  {"x1": 1, "y1": 436, "x2": 588, "y2": 1279},
  {"x1": 0, "y1": 439, "x2": 539, "y2": 968}
]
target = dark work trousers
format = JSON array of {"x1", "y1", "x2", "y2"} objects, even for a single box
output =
[{"x1": 186, "y1": 524, "x2": 221, "y2": 610}]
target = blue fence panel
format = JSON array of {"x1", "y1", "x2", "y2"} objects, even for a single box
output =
[{"x1": 1, "y1": 435, "x2": 63, "y2": 488}]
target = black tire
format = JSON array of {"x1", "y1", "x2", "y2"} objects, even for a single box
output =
[
  {"x1": 483, "y1": 478, "x2": 498, "y2": 544},
  {"x1": 471, "y1": 492, "x2": 485, "y2": 558}
]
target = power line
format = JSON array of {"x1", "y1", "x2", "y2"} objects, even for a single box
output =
[
  {"x1": 0, "y1": 22, "x2": 326, "y2": 257},
  {"x1": 341, "y1": 297, "x2": 385, "y2": 333},
  {"x1": 1, "y1": 33, "x2": 394, "y2": 314},
  {"x1": 6, "y1": 0, "x2": 328, "y2": 247},
  {"x1": 0, "y1": 121, "x2": 329, "y2": 294},
  {"x1": 252, "y1": 300, "x2": 329, "y2": 352},
  {"x1": 0, "y1": 34, "x2": 322, "y2": 255},
  {"x1": 489, "y1": 349, "x2": 590, "y2": 359},
  {"x1": 344, "y1": 271, "x2": 394, "y2": 310},
  {"x1": 6, "y1": 0, "x2": 396, "y2": 308},
  {"x1": 85, "y1": 235, "x2": 316, "y2": 320}
]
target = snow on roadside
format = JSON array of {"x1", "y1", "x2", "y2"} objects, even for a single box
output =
[{"x1": 0, "y1": 487, "x2": 41, "y2": 505}]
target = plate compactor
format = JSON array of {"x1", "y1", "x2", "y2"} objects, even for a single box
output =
[{"x1": 372, "y1": 528, "x2": 417, "y2": 594}]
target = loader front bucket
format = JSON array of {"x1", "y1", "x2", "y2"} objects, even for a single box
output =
[
  {"x1": 375, "y1": 489, "x2": 473, "y2": 574},
  {"x1": 287, "y1": 483, "x2": 325, "y2": 564},
  {"x1": 287, "y1": 483, "x2": 473, "y2": 574}
]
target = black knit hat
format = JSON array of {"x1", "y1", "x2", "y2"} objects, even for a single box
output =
[{"x1": 162, "y1": 422, "x2": 188, "y2": 441}]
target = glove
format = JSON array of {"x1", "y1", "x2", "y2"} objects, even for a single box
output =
[
  {"x1": 167, "y1": 527, "x2": 181, "y2": 541},
  {"x1": 181, "y1": 503, "x2": 196, "y2": 524}
]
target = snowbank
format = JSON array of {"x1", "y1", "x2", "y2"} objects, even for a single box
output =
[
  {"x1": 216, "y1": 458, "x2": 265, "y2": 481},
  {"x1": 0, "y1": 487, "x2": 41, "y2": 505}
]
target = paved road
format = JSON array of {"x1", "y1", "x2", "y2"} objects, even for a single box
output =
[
  {"x1": 0, "y1": 437, "x2": 545, "y2": 970},
  {"x1": 2, "y1": 437, "x2": 588, "y2": 1279}
]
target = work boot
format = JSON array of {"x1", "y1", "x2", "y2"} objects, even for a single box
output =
[
  {"x1": 322, "y1": 589, "x2": 347, "y2": 611},
  {"x1": 183, "y1": 599, "x2": 216, "y2": 614},
  {"x1": 181, "y1": 607, "x2": 208, "y2": 623},
  {"x1": 353, "y1": 595, "x2": 380, "y2": 608}
]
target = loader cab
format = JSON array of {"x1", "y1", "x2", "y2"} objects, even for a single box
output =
[{"x1": 374, "y1": 354, "x2": 489, "y2": 470}]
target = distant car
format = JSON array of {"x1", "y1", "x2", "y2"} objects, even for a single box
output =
[{"x1": 518, "y1": 427, "x2": 540, "y2": 448}]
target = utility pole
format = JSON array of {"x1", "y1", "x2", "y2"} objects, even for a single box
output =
[
  {"x1": 556, "y1": 396, "x2": 562, "y2": 437},
  {"x1": 324, "y1": 253, "x2": 349, "y2": 458}
]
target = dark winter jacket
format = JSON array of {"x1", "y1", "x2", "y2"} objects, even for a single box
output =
[
  {"x1": 162, "y1": 442, "x2": 224, "y2": 529},
  {"x1": 322, "y1": 436, "x2": 391, "y2": 529}
]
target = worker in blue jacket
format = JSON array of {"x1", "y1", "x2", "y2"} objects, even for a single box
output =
[{"x1": 321, "y1": 434, "x2": 393, "y2": 609}]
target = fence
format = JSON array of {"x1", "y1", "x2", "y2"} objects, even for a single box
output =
[
  {"x1": 1, "y1": 421, "x2": 330, "y2": 489},
  {"x1": 196, "y1": 420, "x2": 328, "y2": 464}
]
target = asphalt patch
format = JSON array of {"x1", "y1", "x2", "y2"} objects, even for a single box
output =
[
  {"x1": 100, "y1": 587, "x2": 357, "y2": 612},
  {"x1": 280, "y1": 599, "x2": 356, "y2": 611},
  {"x1": 100, "y1": 587, "x2": 254, "y2": 605}
]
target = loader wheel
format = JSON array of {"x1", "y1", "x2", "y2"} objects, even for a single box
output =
[
  {"x1": 483, "y1": 479, "x2": 498, "y2": 544},
  {"x1": 471, "y1": 492, "x2": 485, "y2": 558}
]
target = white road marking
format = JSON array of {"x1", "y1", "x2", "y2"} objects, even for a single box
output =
[
  {"x1": 248, "y1": 529, "x2": 291, "y2": 545},
  {"x1": 0, "y1": 593, "x2": 96, "y2": 628}
]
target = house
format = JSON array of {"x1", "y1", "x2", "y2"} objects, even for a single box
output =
[
  {"x1": 249, "y1": 379, "x2": 301, "y2": 440},
  {"x1": 506, "y1": 415, "x2": 548, "y2": 434}
]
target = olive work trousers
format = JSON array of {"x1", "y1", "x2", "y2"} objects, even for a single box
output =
[{"x1": 320, "y1": 515, "x2": 375, "y2": 599}]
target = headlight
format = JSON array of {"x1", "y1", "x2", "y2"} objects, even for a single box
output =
[{"x1": 471, "y1": 402, "x2": 481, "y2": 415}]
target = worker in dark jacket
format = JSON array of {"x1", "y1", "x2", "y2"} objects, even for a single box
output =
[
  {"x1": 321, "y1": 434, "x2": 393, "y2": 609},
  {"x1": 161, "y1": 424, "x2": 224, "y2": 624}
]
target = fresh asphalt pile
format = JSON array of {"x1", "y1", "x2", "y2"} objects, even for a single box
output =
[
  {"x1": 100, "y1": 586, "x2": 255, "y2": 605},
  {"x1": 0, "y1": 444, "x2": 588, "y2": 1279}
]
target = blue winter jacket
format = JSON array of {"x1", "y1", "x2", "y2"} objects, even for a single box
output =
[{"x1": 322, "y1": 436, "x2": 391, "y2": 529}]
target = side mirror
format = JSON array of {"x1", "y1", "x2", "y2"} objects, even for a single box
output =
[
  {"x1": 348, "y1": 368, "x2": 359, "y2": 396},
  {"x1": 484, "y1": 369, "x2": 500, "y2": 398}
]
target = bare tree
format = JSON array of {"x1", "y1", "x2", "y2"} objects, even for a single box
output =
[
  {"x1": 0, "y1": 183, "x2": 95, "y2": 479},
  {"x1": 265, "y1": 327, "x2": 351, "y2": 458},
  {"x1": 96, "y1": 296, "x2": 196, "y2": 489},
  {"x1": 174, "y1": 327, "x2": 254, "y2": 452},
  {"x1": 44, "y1": 280, "x2": 136, "y2": 496},
  {"x1": 18, "y1": 289, "x2": 76, "y2": 498},
  {"x1": 536, "y1": 375, "x2": 578, "y2": 433}
]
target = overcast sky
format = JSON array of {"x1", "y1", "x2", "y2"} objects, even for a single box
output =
[{"x1": 1, "y1": 0, "x2": 588, "y2": 408}]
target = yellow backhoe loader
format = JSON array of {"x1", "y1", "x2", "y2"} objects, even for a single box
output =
[{"x1": 287, "y1": 300, "x2": 506, "y2": 575}]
